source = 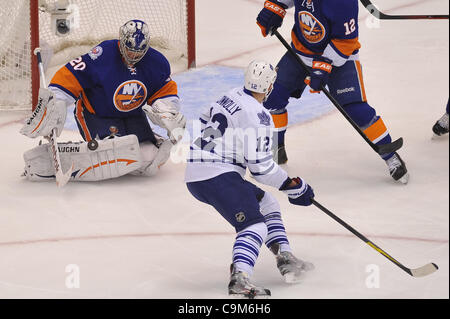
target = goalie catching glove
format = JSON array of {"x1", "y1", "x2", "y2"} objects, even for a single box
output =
[
  {"x1": 20, "y1": 88, "x2": 67, "y2": 138},
  {"x1": 143, "y1": 97, "x2": 186, "y2": 144}
]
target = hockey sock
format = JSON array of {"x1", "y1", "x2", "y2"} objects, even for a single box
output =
[
  {"x1": 271, "y1": 110, "x2": 288, "y2": 147},
  {"x1": 232, "y1": 222, "x2": 268, "y2": 276},
  {"x1": 264, "y1": 212, "x2": 292, "y2": 253},
  {"x1": 362, "y1": 116, "x2": 394, "y2": 160},
  {"x1": 343, "y1": 103, "x2": 395, "y2": 160}
]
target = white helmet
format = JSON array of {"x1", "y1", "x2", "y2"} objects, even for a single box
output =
[{"x1": 244, "y1": 60, "x2": 277, "y2": 97}]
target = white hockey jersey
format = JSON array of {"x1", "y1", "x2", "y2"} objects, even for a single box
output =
[{"x1": 185, "y1": 87, "x2": 288, "y2": 189}]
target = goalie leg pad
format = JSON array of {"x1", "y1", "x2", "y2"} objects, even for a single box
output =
[
  {"x1": 23, "y1": 135, "x2": 143, "y2": 182},
  {"x1": 130, "y1": 139, "x2": 172, "y2": 177}
]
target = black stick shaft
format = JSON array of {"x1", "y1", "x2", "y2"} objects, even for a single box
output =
[
  {"x1": 311, "y1": 199, "x2": 412, "y2": 275},
  {"x1": 360, "y1": 0, "x2": 449, "y2": 20},
  {"x1": 273, "y1": 31, "x2": 402, "y2": 155}
]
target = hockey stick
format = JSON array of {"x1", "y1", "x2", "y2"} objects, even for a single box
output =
[
  {"x1": 360, "y1": 0, "x2": 449, "y2": 20},
  {"x1": 273, "y1": 31, "x2": 403, "y2": 156},
  {"x1": 34, "y1": 48, "x2": 73, "y2": 187},
  {"x1": 311, "y1": 199, "x2": 439, "y2": 277}
]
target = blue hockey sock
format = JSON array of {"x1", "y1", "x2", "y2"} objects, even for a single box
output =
[
  {"x1": 232, "y1": 222, "x2": 267, "y2": 276},
  {"x1": 264, "y1": 212, "x2": 292, "y2": 253}
]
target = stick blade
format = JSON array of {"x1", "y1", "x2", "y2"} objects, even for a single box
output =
[
  {"x1": 410, "y1": 263, "x2": 439, "y2": 278},
  {"x1": 377, "y1": 137, "x2": 403, "y2": 155},
  {"x1": 55, "y1": 163, "x2": 74, "y2": 188}
]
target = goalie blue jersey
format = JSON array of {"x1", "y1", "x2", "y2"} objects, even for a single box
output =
[{"x1": 49, "y1": 39, "x2": 178, "y2": 118}]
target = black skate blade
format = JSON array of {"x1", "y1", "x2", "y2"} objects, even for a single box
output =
[
  {"x1": 376, "y1": 137, "x2": 403, "y2": 155},
  {"x1": 229, "y1": 289, "x2": 271, "y2": 299}
]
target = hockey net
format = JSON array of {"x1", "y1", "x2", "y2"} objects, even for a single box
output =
[{"x1": 0, "y1": 0, "x2": 195, "y2": 110}]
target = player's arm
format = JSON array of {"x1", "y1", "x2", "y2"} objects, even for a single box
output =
[
  {"x1": 305, "y1": 0, "x2": 361, "y2": 93},
  {"x1": 244, "y1": 130, "x2": 314, "y2": 206},
  {"x1": 243, "y1": 111, "x2": 314, "y2": 206},
  {"x1": 256, "y1": 0, "x2": 293, "y2": 37},
  {"x1": 322, "y1": 0, "x2": 361, "y2": 67},
  {"x1": 143, "y1": 58, "x2": 186, "y2": 144},
  {"x1": 20, "y1": 52, "x2": 95, "y2": 138}
]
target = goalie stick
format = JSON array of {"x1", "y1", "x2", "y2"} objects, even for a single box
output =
[
  {"x1": 311, "y1": 199, "x2": 439, "y2": 277},
  {"x1": 34, "y1": 48, "x2": 73, "y2": 187},
  {"x1": 360, "y1": 0, "x2": 449, "y2": 20},
  {"x1": 273, "y1": 31, "x2": 403, "y2": 156}
]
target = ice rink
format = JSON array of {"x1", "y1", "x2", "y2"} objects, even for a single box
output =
[{"x1": 0, "y1": 0, "x2": 448, "y2": 299}]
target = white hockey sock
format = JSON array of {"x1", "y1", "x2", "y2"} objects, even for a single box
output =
[
  {"x1": 232, "y1": 222, "x2": 268, "y2": 276},
  {"x1": 264, "y1": 212, "x2": 292, "y2": 253}
]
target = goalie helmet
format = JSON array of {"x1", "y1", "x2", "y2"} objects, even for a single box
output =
[
  {"x1": 244, "y1": 60, "x2": 277, "y2": 99},
  {"x1": 119, "y1": 19, "x2": 150, "y2": 65}
]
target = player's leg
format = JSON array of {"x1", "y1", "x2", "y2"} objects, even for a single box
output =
[
  {"x1": 23, "y1": 135, "x2": 143, "y2": 181},
  {"x1": 264, "y1": 52, "x2": 308, "y2": 164},
  {"x1": 328, "y1": 60, "x2": 409, "y2": 183},
  {"x1": 259, "y1": 192, "x2": 314, "y2": 283},
  {"x1": 122, "y1": 111, "x2": 174, "y2": 176},
  {"x1": 74, "y1": 101, "x2": 126, "y2": 141},
  {"x1": 432, "y1": 100, "x2": 449, "y2": 137},
  {"x1": 186, "y1": 172, "x2": 270, "y2": 298},
  {"x1": 74, "y1": 104, "x2": 167, "y2": 177}
]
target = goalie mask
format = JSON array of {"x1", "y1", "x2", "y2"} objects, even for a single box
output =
[
  {"x1": 244, "y1": 60, "x2": 277, "y2": 101},
  {"x1": 119, "y1": 19, "x2": 150, "y2": 65}
]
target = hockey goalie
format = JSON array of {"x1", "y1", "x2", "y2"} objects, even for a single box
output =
[{"x1": 20, "y1": 19, "x2": 186, "y2": 182}]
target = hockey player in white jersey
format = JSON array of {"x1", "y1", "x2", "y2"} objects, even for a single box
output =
[{"x1": 185, "y1": 61, "x2": 315, "y2": 298}]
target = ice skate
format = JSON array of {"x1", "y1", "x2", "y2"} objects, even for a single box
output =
[
  {"x1": 386, "y1": 152, "x2": 409, "y2": 184},
  {"x1": 275, "y1": 251, "x2": 315, "y2": 283},
  {"x1": 228, "y1": 265, "x2": 271, "y2": 299},
  {"x1": 273, "y1": 144, "x2": 288, "y2": 165},
  {"x1": 432, "y1": 113, "x2": 449, "y2": 137}
]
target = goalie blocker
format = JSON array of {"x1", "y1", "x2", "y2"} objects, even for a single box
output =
[{"x1": 23, "y1": 134, "x2": 172, "y2": 182}]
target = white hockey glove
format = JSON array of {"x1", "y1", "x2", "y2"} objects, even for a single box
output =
[
  {"x1": 20, "y1": 88, "x2": 67, "y2": 138},
  {"x1": 143, "y1": 97, "x2": 186, "y2": 144}
]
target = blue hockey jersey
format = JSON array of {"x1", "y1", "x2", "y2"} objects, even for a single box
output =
[
  {"x1": 279, "y1": 0, "x2": 361, "y2": 66},
  {"x1": 49, "y1": 40, "x2": 178, "y2": 118}
]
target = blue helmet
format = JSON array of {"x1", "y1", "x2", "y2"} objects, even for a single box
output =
[{"x1": 119, "y1": 19, "x2": 150, "y2": 65}]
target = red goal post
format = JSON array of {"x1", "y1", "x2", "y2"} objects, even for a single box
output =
[{"x1": 0, "y1": 0, "x2": 196, "y2": 110}]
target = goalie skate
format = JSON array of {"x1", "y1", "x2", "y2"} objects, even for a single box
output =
[
  {"x1": 276, "y1": 251, "x2": 315, "y2": 284},
  {"x1": 228, "y1": 265, "x2": 271, "y2": 299},
  {"x1": 386, "y1": 152, "x2": 409, "y2": 184}
]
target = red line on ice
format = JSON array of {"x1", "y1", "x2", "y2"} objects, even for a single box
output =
[{"x1": 0, "y1": 231, "x2": 447, "y2": 247}]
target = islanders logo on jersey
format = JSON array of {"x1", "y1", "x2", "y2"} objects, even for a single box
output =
[
  {"x1": 298, "y1": 11, "x2": 326, "y2": 44},
  {"x1": 113, "y1": 80, "x2": 148, "y2": 112}
]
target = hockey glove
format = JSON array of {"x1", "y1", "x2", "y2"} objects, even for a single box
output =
[
  {"x1": 304, "y1": 57, "x2": 333, "y2": 93},
  {"x1": 20, "y1": 88, "x2": 67, "y2": 138},
  {"x1": 143, "y1": 98, "x2": 187, "y2": 144},
  {"x1": 280, "y1": 177, "x2": 314, "y2": 206},
  {"x1": 257, "y1": 0, "x2": 287, "y2": 37}
]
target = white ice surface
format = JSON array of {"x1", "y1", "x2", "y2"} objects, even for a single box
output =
[{"x1": 0, "y1": 0, "x2": 448, "y2": 299}]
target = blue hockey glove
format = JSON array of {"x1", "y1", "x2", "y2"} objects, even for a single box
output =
[
  {"x1": 257, "y1": 0, "x2": 287, "y2": 37},
  {"x1": 304, "y1": 56, "x2": 333, "y2": 93},
  {"x1": 280, "y1": 177, "x2": 315, "y2": 206}
]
